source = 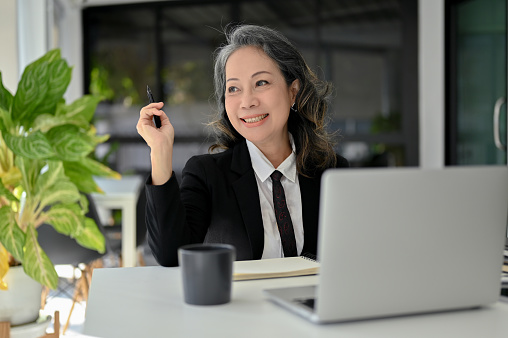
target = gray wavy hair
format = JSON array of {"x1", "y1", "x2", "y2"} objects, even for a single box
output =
[{"x1": 209, "y1": 24, "x2": 338, "y2": 176}]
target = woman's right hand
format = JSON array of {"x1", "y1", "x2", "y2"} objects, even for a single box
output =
[{"x1": 137, "y1": 102, "x2": 174, "y2": 185}]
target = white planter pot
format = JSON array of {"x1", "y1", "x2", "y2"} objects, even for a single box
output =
[{"x1": 0, "y1": 266, "x2": 43, "y2": 326}]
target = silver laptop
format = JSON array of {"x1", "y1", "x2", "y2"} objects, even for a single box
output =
[{"x1": 264, "y1": 166, "x2": 508, "y2": 323}]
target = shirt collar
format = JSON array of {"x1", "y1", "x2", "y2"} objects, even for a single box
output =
[{"x1": 246, "y1": 134, "x2": 297, "y2": 183}]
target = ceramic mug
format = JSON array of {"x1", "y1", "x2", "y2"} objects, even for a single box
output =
[{"x1": 178, "y1": 243, "x2": 236, "y2": 305}]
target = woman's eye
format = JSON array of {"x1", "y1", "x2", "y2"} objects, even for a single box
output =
[
  {"x1": 227, "y1": 86, "x2": 239, "y2": 93},
  {"x1": 256, "y1": 80, "x2": 268, "y2": 86}
]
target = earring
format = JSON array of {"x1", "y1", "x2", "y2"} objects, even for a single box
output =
[{"x1": 290, "y1": 103, "x2": 298, "y2": 112}]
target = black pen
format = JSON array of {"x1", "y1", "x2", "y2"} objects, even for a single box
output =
[{"x1": 146, "y1": 85, "x2": 162, "y2": 128}]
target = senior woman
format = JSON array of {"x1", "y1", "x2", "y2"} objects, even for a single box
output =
[{"x1": 136, "y1": 25, "x2": 348, "y2": 267}]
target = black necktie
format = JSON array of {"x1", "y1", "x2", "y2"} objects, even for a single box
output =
[{"x1": 271, "y1": 170, "x2": 297, "y2": 257}]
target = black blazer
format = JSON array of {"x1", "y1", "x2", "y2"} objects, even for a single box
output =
[{"x1": 145, "y1": 140, "x2": 349, "y2": 267}]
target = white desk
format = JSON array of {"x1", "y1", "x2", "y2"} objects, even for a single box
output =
[
  {"x1": 84, "y1": 266, "x2": 508, "y2": 338},
  {"x1": 92, "y1": 176, "x2": 144, "y2": 267}
]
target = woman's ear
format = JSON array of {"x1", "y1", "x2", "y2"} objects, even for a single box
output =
[{"x1": 290, "y1": 79, "x2": 300, "y2": 102}]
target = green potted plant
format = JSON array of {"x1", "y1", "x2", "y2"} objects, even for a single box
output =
[{"x1": 0, "y1": 49, "x2": 119, "y2": 325}]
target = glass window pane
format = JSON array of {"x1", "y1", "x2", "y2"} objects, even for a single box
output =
[{"x1": 83, "y1": 0, "x2": 415, "y2": 172}]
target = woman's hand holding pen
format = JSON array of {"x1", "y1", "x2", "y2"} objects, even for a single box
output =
[{"x1": 137, "y1": 102, "x2": 174, "y2": 185}]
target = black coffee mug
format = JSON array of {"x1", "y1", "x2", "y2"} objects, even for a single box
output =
[{"x1": 178, "y1": 243, "x2": 236, "y2": 305}]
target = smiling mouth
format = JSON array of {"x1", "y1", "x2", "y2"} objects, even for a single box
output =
[{"x1": 242, "y1": 114, "x2": 268, "y2": 123}]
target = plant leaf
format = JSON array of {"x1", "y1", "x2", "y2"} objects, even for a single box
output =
[
  {"x1": 23, "y1": 223, "x2": 58, "y2": 289},
  {"x1": 59, "y1": 95, "x2": 102, "y2": 123},
  {"x1": 16, "y1": 157, "x2": 44, "y2": 197},
  {"x1": 11, "y1": 49, "x2": 70, "y2": 128},
  {"x1": 32, "y1": 111, "x2": 89, "y2": 133},
  {"x1": 63, "y1": 170, "x2": 100, "y2": 193},
  {"x1": 3, "y1": 131, "x2": 56, "y2": 159},
  {"x1": 78, "y1": 194, "x2": 90, "y2": 214},
  {"x1": 41, "y1": 181, "x2": 81, "y2": 209},
  {"x1": 31, "y1": 113, "x2": 64, "y2": 133},
  {"x1": 35, "y1": 59, "x2": 72, "y2": 117},
  {"x1": 0, "y1": 206, "x2": 25, "y2": 262},
  {"x1": 42, "y1": 204, "x2": 82, "y2": 236},
  {"x1": 63, "y1": 157, "x2": 121, "y2": 193},
  {"x1": 46, "y1": 125, "x2": 95, "y2": 161},
  {"x1": 0, "y1": 107, "x2": 12, "y2": 133},
  {"x1": 35, "y1": 161, "x2": 81, "y2": 207},
  {"x1": 0, "y1": 132, "x2": 16, "y2": 175},
  {"x1": 32, "y1": 96, "x2": 87, "y2": 132},
  {"x1": 0, "y1": 244, "x2": 9, "y2": 290},
  {"x1": 42, "y1": 204, "x2": 84, "y2": 237},
  {"x1": 0, "y1": 178, "x2": 18, "y2": 202},
  {"x1": 87, "y1": 125, "x2": 110, "y2": 144},
  {"x1": 74, "y1": 217, "x2": 105, "y2": 253},
  {"x1": 36, "y1": 49, "x2": 61, "y2": 63},
  {"x1": 78, "y1": 157, "x2": 121, "y2": 178},
  {"x1": 34, "y1": 161, "x2": 66, "y2": 193},
  {"x1": 0, "y1": 72, "x2": 13, "y2": 112},
  {"x1": 12, "y1": 61, "x2": 50, "y2": 125},
  {"x1": 0, "y1": 166, "x2": 22, "y2": 188}
]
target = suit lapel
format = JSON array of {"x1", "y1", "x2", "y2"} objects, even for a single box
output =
[{"x1": 231, "y1": 142, "x2": 265, "y2": 259}]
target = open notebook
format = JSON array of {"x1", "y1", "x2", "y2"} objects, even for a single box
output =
[{"x1": 233, "y1": 257, "x2": 320, "y2": 281}]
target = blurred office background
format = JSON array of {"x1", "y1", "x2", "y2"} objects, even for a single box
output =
[
  {"x1": 4, "y1": 0, "x2": 420, "y2": 178},
  {"x1": 79, "y1": 0, "x2": 419, "y2": 172},
  {"x1": 2, "y1": 0, "x2": 506, "y2": 175}
]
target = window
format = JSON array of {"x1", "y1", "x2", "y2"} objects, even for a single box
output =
[{"x1": 82, "y1": 0, "x2": 418, "y2": 175}]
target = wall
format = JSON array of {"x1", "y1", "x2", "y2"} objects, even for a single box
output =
[
  {"x1": 0, "y1": 0, "x2": 19, "y2": 92},
  {"x1": 419, "y1": 0, "x2": 445, "y2": 168},
  {"x1": 0, "y1": 0, "x2": 48, "y2": 93}
]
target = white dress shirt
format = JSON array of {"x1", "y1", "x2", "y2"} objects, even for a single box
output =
[{"x1": 246, "y1": 135, "x2": 304, "y2": 258}]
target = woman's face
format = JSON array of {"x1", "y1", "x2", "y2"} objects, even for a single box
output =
[{"x1": 224, "y1": 46, "x2": 299, "y2": 149}]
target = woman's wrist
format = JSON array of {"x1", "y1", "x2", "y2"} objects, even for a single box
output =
[{"x1": 150, "y1": 145, "x2": 173, "y2": 185}]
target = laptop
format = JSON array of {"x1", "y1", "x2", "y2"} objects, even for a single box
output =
[{"x1": 264, "y1": 166, "x2": 508, "y2": 323}]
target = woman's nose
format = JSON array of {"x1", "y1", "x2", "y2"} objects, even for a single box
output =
[{"x1": 241, "y1": 91, "x2": 259, "y2": 109}]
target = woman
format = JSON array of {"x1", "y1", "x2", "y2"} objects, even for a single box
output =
[{"x1": 137, "y1": 25, "x2": 348, "y2": 267}]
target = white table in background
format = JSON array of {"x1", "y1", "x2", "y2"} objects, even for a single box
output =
[
  {"x1": 84, "y1": 266, "x2": 508, "y2": 338},
  {"x1": 92, "y1": 175, "x2": 144, "y2": 267}
]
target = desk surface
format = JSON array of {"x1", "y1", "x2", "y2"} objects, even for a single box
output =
[{"x1": 84, "y1": 266, "x2": 508, "y2": 338}]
